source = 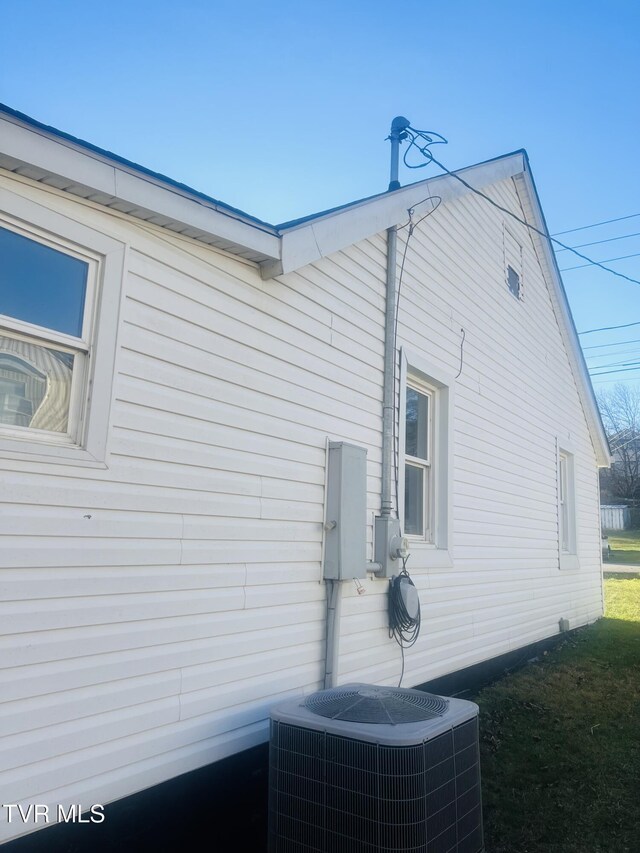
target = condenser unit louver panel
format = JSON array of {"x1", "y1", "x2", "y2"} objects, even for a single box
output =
[{"x1": 269, "y1": 684, "x2": 483, "y2": 853}]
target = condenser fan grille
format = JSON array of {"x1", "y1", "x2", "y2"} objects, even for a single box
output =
[{"x1": 304, "y1": 685, "x2": 448, "y2": 724}]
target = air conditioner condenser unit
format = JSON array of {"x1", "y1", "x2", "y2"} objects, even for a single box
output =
[{"x1": 268, "y1": 683, "x2": 483, "y2": 853}]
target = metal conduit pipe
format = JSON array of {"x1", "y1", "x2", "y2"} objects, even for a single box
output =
[
  {"x1": 374, "y1": 118, "x2": 411, "y2": 577},
  {"x1": 323, "y1": 578, "x2": 341, "y2": 689},
  {"x1": 323, "y1": 118, "x2": 411, "y2": 688},
  {"x1": 381, "y1": 117, "x2": 409, "y2": 518},
  {"x1": 381, "y1": 222, "x2": 397, "y2": 518}
]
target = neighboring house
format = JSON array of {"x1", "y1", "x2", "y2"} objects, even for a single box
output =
[{"x1": 0, "y1": 105, "x2": 610, "y2": 846}]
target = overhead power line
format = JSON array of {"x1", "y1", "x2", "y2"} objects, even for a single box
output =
[
  {"x1": 588, "y1": 356, "x2": 640, "y2": 370},
  {"x1": 590, "y1": 364, "x2": 640, "y2": 377},
  {"x1": 583, "y1": 336, "x2": 640, "y2": 351},
  {"x1": 399, "y1": 131, "x2": 640, "y2": 350},
  {"x1": 552, "y1": 212, "x2": 640, "y2": 236},
  {"x1": 592, "y1": 375, "x2": 640, "y2": 384},
  {"x1": 579, "y1": 320, "x2": 640, "y2": 335},
  {"x1": 555, "y1": 230, "x2": 640, "y2": 252},
  {"x1": 609, "y1": 432, "x2": 640, "y2": 452},
  {"x1": 588, "y1": 357, "x2": 640, "y2": 371},
  {"x1": 560, "y1": 250, "x2": 640, "y2": 272},
  {"x1": 589, "y1": 350, "x2": 640, "y2": 370},
  {"x1": 424, "y1": 155, "x2": 640, "y2": 288}
]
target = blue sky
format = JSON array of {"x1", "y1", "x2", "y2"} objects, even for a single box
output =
[{"x1": 2, "y1": 0, "x2": 639, "y2": 388}]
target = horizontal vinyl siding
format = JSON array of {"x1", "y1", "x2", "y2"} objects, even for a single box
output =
[
  {"x1": 0, "y1": 172, "x2": 385, "y2": 843},
  {"x1": 0, "y1": 170, "x2": 602, "y2": 843},
  {"x1": 338, "y1": 177, "x2": 603, "y2": 688}
]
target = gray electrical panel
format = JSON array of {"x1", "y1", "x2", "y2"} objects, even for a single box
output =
[
  {"x1": 374, "y1": 515, "x2": 405, "y2": 577},
  {"x1": 323, "y1": 441, "x2": 368, "y2": 580}
]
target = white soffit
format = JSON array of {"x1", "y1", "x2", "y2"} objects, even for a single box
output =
[
  {"x1": 0, "y1": 112, "x2": 281, "y2": 264},
  {"x1": 261, "y1": 153, "x2": 526, "y2": 278}
]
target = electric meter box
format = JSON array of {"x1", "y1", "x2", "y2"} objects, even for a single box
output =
[{"x1": 323, "y1": 441, "x2": 368, "y2": 580}]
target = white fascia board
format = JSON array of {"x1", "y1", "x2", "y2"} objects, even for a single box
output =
[
  {"x1": 0, "y1": 114, "x2": 281, "y2": 262},
  {"x1": 111, "y1": 169, "x2": 279, "y2": 256},
  {"x1": 263, "y1": 152, "x2": 526, "y2": 278},
  {"x1": 515, "y1": 169, "x2": 611, "y2": 467},
  {"x1": 1, "y1": 115, "x2": 118, "y2": 195}
]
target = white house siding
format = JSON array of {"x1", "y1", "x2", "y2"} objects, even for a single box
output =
[
  {"x1": 0, "y1": 169, "x2": 602, "y2": 843},
  {"x1": 338, "y1": 177, "x2": 603, "y2": 688},
  {"x1": 0, "y1": 169, "x2": 387, "y2": 843}
]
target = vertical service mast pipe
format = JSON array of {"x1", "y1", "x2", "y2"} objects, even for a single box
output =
[
  {"x1": 381, "y1": 117, "x2": 410, "y2": 518},
  {"x1": 381, "y1": 224, "x2": 397, "y2": 517}
]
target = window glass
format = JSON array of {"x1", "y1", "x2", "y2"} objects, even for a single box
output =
[
  {"x1": 404, "y1": 463, "x2": 424, "y2": 536},
  {"x1": 507, "y1": 265, "x2": 521, "y2": 298},
  {"x1": 406, "y1": 387, "x2": 429, "y2": 459},
  {"x1": 0, "y1": 226, "x2": 88, "y2": 337},
  {"x1": 559, "y1": 454, "x2": 569, "y2": 552},
  {"x1": 0, "y1": 335, "x2": 74, "y2": 433}
]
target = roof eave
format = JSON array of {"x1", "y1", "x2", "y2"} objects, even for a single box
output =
[
  {"x1": 0, "y1": 108, "x2": 610, "y2": 466},
  {"x1": 0, "y1": 108, "x2": 281, "y2": 264},
  {"x1": 515, "y1": 163, "x2": 611, "y2": 467},
  {"x1": 261, "y1": 152, "x2": 526, "y2": 279}
]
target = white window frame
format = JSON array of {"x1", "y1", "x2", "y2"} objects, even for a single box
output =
[
  {"x1": 0, "y1": 221, "x2": 98, "y2": 445},
  {"x1": 558, "y1": 445, "x2": 579, "y2": 570},
  {"x1": 0, "y1": 186, "x2": 126, "y2": 467},
  {"x1": 398, "y1": 349, "x2": 453, "y2": 569},
  {"x1": 404, "y1": 377, "x2": 434, "y2": 541}
]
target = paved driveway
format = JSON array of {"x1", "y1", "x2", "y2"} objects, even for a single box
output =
[{"x1": 603, "y1": 563, "x2": 640, "y2": 574}]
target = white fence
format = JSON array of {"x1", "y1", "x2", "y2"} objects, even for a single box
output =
[{"x1": 601, "y1": 504, "x2": 630, "y2": 531}]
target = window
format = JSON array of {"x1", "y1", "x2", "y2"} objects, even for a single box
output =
[
  {"x1": 0, "y1": 191, "x2": 125, "y2": 466},
  {"x1": 507, "y1": 264, "x2": 521, "y2": 298},
  {"x1": 399, "y1": 350, "x2": 453, "y2": 568},
  {"x1": 504, "y1": 225, "x2": 523, "y2": 300},
  {"x1": 0, "y1": 224, "x2": 94, "y2": 443},
  {"x1": 404, "y1": 379, "x2": 433, "y2": 538},
  {"x1": 558, "y1": 448, "x2": 578, "y2": 569}
]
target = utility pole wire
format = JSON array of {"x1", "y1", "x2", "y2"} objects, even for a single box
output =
[
  {"x1": 583, "y1": 337, "x2": 640, "y2": 351},
  {"x1": 579, "y1": 320, "x2": 640, "y2": 336},
  {"x1": 560, "y1": 251, "x2": 640, "y2": 272},
  {"x1": 426, "y1": 154, "x2": 640, "y2": 289},
  {"x1": 552, "y1": 212, "x2": 640, "y2": 237},
  {"x1": 555, "y1": 230, "x2": 640, "y2": 252},
  {"x1": 590, "y1": 365, "x2": 640, "y2": 377}
]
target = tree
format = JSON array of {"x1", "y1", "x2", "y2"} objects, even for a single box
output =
[{"x1": 597, "y1": 384, "x2": 640, "y2": 502}]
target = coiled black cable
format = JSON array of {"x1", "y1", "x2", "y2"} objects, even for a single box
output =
[{"x1": 388, "y1": 564, "x2": 421, "y2": 686}]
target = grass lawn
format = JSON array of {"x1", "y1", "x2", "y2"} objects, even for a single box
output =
[
  {"x1": 604, "y1": 528, "x2": 640, "y2": 565},
  {"x1": 476, "y1": 577, "x2": 640, "y2": 853}
]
